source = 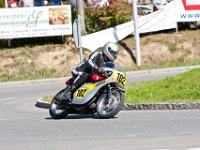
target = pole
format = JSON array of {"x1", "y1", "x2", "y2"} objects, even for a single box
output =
[
  {"x1": 77, "y1": 0, "x2": 86, "y2": 34},
  {"x1": 176, "y1": 22, "x2": 179, "y2": 33},
  {"x1": 132, "y1": 0, "x2": 141, "y2": 66},
  {"x1": 78, "y1": 15, "x2": 83, "y2": 62},
  {"x1": 4, "y1": 0, "x2": 8, "y2": 8}
]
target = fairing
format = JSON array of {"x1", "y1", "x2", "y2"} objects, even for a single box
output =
[{"x1": 71, "y1": 70, "x2": 126, "y2": 105}]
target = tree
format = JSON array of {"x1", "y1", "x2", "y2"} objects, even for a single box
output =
[{"x1": 0, "y1": 0, "x2": 5, "y2": 8}]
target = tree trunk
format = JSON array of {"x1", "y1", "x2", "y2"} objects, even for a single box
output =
[{"x1": 76, "y1": 0, "x2": 86, "y2": 34}]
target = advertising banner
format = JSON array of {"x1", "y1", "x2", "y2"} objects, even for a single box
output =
[
  {"x1": 0, "y1": 5, "x2": 72, "y2": 39},
  {"x1": 82, "y1": 2, "x2": 177, "y2": 51},
  {"x1": 176, "y1": 0, "x2": 200, "y2": 22}
]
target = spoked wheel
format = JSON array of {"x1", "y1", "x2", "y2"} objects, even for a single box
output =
[
  {"x1": 97, "y1": 90, "x2": 125, "y2": 119},
  {"x1": 49, "y1": 89, "x2": 69, "y2": 119}
]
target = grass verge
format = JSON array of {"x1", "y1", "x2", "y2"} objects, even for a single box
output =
[
  {"x1": 43, "y1": 95, "x2": 53, "y2": 103},
  {"x1": 133, "y1": 60, "x2": 200, "y2": 72},
  {"x1": 42, "y1": 68, "x2": 200, "y2": 104},
  {"x1": 126, "y1": 68, "x2": 200, "y2": 104},
  {"x1": 0, "y1": 68, "x2": 69, "y2": 82}
]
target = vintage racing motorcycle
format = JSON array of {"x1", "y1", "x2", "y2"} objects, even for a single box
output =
[{"x1": 49, "y1": 62, "x2": 126, "y2": 119}]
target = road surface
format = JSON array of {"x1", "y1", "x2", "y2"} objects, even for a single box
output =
[{"x1": 0, "y1": 68, "x2": 200, "y2": 150}]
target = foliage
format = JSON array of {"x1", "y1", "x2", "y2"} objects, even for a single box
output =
[
  {"x1": 71, "y1": 7, "x2": 78, "y2": 23},
  {"x1": 85, "y1": 4, "x2": 131, "y2": 33},
  {"x1": 125, "y1": 68, "x2": 200, "y2": 104},
  {"x1": 0, "y1": 0, "x2": 4, "y2": 8}
]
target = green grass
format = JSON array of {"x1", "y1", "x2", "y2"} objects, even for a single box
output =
[
  {"x1": 131, "y1": 60, "x2": 200, "y2": 72},
  {"x1": 43, "y1": 95, "x2": 53, "y2": 103},
  {"x1": 0, "y1": 68, "x2": 63, "y2": 82},
  {"x1": 125, "y1": 68, "x2": 200, "y2": 104}
]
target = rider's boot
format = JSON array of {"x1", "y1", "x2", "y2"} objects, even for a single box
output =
[
  {"x1": 62, "y1": 73, "x2": 87, "y2": 104},
  {"x1": 62, "y1": 85, "x2": 77, "y2": 104}
]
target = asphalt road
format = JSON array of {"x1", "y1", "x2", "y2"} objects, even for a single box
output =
[{"x1": 1, "y1": 67, "x2": 200, "y2": 150}]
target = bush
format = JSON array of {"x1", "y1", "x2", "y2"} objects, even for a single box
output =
[
  {"x1": 85, "y1": 5, "x2": 131, "y2": 33},
  {"x1": 0, "y1": 0, "x2": 5, "y2": 8}
]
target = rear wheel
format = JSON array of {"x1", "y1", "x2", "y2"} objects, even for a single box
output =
[
  {"x1": 49, "y1": 89, "x2": 69, "y2": 119},
  {"x1": 97, "y1": 90, "x2": 124, "y2": 119}
]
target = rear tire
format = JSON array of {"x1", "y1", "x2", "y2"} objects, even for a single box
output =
[
  {"x1": 49, "y1": 89, "x2": 69, "y2": 119},
  {"x1": 97, "y1": 90, "x2": 124, "y2": 119}
]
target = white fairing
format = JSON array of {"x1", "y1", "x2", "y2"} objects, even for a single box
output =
[{"x1": 71, "y1": 80, "x2": 115, "y2": 105}]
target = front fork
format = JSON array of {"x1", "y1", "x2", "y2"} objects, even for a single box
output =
[
  {"x1": 106, "y1": 84, "x2": 111, "y2": 100},
  {"x1": 105, "y1": 84, "x2": 124, "y2": 108},
  {"x1": 105, "y1": 84, "x2": 112, "y2": 106}
]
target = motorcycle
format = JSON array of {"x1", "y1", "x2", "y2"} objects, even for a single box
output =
[{"x1": 49, "y1": 62, "x2": 126, "y2": 119}]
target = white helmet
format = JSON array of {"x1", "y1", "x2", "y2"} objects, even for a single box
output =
[{"x1": 103, "y1": 42, "x2": 119, "y2": 61}]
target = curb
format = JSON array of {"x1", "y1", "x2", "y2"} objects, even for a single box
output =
[
  {"x1": 35, "y1": 98, "x2": 51, "y2": 109},
  {"x1": 1, "y1": 65, "x2": 200, "y2": 87},
  {"x1": 125, "y1": 65, "x2": 200, "y2": 76},
  {"x1": 122, "y1": 103, "x2": 200, "y2": 110},
  {"x1": 36, "y1": 99, "x2": 200, "y2": 111},
  {"x1": 0, "y1": 77, "x2": 67, "y2": 87}
]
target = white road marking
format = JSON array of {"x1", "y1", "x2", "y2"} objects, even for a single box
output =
[{"x1": 0, "y1": 97, "x2": 15, "y2": 102}]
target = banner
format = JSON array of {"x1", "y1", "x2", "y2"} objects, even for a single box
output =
[
  {"x1": 82, "y1": 1, "x2": 176, "y2": 51},
  {"x1": 176, "y1": 0, "x2": 200, "y2": 21},
  {"x1": 0, "y1": 5, "x2": 72, "y2": 39}
]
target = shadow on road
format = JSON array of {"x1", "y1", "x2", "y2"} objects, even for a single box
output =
[{"x1": 45, "y1": 114, "x2": 118, "y2": 120}]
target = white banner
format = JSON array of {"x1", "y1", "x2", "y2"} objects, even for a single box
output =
[
  {"x1": 82, "y1": 1, "x2": 176, "y2": 51},
  {"x1": 0, "y1": 5, "x2": 72, "y2": 39},
  {"x1": 176, "y1": 0, "x2": 200, "y2": 22}
]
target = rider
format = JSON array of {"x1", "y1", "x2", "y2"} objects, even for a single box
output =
[{"x1": 63, "y1": 41, "x2": 120, "y2": 102}]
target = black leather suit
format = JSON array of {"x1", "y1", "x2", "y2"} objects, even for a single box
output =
[{"x1": 71, "y1": 50, "x2": 109, "y2": 92}]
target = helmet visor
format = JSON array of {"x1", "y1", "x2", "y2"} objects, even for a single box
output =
[{"x1": 108, "y1": 47, "x2": 118, "y2": 59}]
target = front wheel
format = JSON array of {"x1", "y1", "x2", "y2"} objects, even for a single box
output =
[
  {"x1": 49, "y1": 89, "x2": 69, "y2": 119},
  {"x1": 97, "y1": 90, "x2": 125, "y2": 119}
]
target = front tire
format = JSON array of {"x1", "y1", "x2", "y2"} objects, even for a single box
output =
[
  {"x1": 49, "y1": 89, "x2": 69, "y2": 119},
  {"x1": 97, "y1": 90, "x2": 125, "y2": 119}
]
